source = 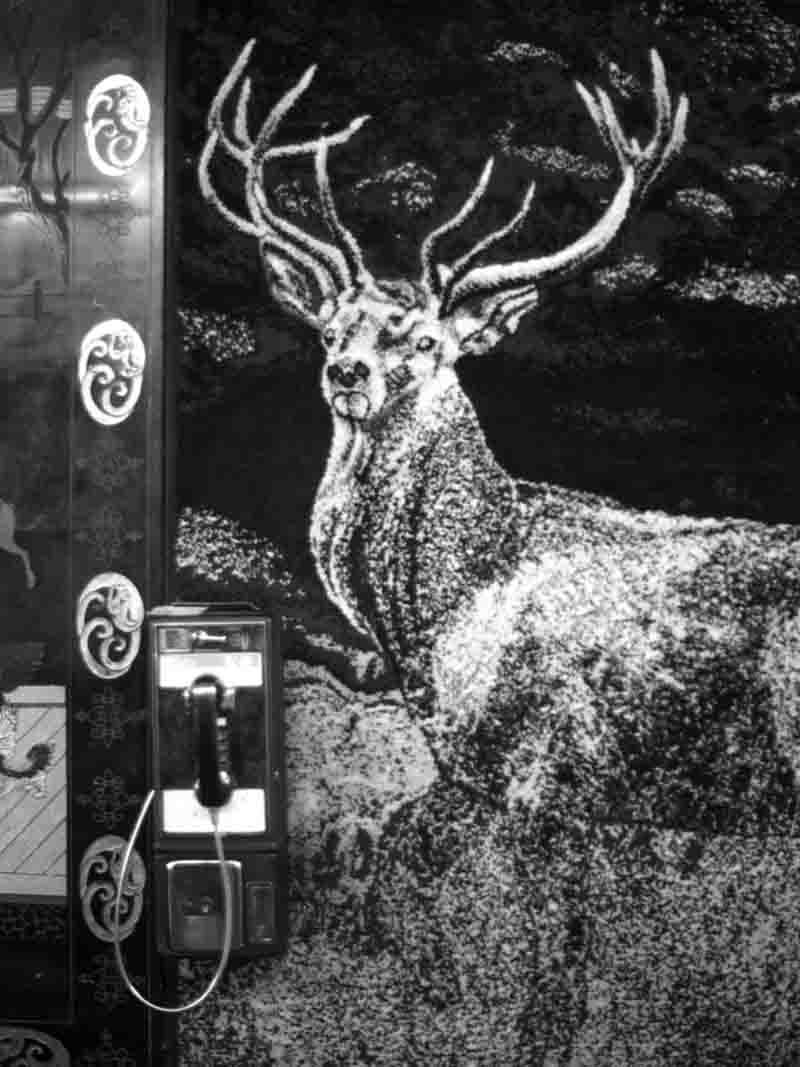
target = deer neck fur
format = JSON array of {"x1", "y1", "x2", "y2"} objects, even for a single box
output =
[{"x1": 310, "y1": 369, "x2": 526, "y2": 680}]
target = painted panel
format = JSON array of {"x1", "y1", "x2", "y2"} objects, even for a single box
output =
[
  {"x1": 0, "y1": 0, "x2": 167, "y2": 1062},
  {"x1": 0, "y1": 686, "x2": 67, "y2": 897}
]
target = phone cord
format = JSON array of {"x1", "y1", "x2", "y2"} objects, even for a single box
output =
[{"x1": 112, "y1": 788, "x2": 234, "y2": 1013}]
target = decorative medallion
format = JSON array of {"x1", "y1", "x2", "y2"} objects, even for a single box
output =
[
  {"x1": 78, "y1": 319, "x2": 146, "y2": 426},
  {"x1": 76, "y1": 573, "x2": 143, "y2": 680},
  {"x1": 0, "y1": 1028, "x2": 70, "y2": 1065},
  {"x1": 84, "y1": 75, "x2": 151, "y2": 177},
  {"x1": 79, "y1": 834, "x2": 146, "y2": 944}
]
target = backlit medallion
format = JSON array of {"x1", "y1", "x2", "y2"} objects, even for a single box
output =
[
  {"x1": 76, "y1": 573, "x2": 144, "y2": 680},
  {"x1": 78, "y1": 319, "x2": 146, "y2": 426},
  {"x1": 84, "y1": 74, "x2": 151, "y2": 177},
  {"x1": 79, "y1": 834, "x2": 145, "y2": 943},
  {"x1": 0, "y1": 1028, "x2": 70, "y2": 1065}
]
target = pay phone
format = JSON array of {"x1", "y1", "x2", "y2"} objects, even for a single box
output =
[
  {"x1": 148, "y1": 603, "x2": 286, "y2": 958},
  {"x1": 113, "y1": 603, "x2": 286, "y2": 1014}
]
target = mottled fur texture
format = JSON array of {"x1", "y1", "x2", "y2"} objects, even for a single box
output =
[{"x1": 311, "y1": 283, "x2": 800, "y2": 831}]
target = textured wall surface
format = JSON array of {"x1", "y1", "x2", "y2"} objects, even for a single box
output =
[{"x1": 175, "y1": 1, "x2": 800, "y2": 1062}]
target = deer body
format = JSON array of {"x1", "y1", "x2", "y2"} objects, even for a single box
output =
[
  {"x1": 201, "y1": 44, "x2": 800, "y2": 826},
  {"x1": 311, "y1": 346, "x2": 800, "y2": 824}
]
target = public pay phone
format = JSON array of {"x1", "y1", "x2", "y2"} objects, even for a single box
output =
[
  {"x1": 112, "y1": 603, "x2": 286, "y2": 1014},
  {"x1": 148, "y1": 603, "x2": 286, "y2": 958}
]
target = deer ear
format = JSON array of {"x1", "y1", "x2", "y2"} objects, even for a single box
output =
[
  {"x1": 446, "y1": 285, "x2": 540, "y2": 358},
  {"x1": 262, "y1": 247, "x2": 340, "y2": 329}
]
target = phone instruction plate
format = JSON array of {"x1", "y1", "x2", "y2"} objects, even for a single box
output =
[{"x1": 158, "y1": 652, "x2": 263, "y2": 689}]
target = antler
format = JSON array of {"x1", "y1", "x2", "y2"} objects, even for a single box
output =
[
  {"x1": 427, "y1": 49, "x2": 688, "y2": 315},
  {"x1": 198, "y1": 39, "x2": 374, "y2": 309}
]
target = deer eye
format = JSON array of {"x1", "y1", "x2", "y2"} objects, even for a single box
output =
[
  {"x1": 322, "y1": 328, "x2": 336, "y2": 347},
  {"x1": 415, "y1": 335, "x2": 437, "y2": 353}
]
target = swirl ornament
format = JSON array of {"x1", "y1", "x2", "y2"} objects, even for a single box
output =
[
  {"x1": 84, "y1": 74, "x2": 151, "y2": 177},
  {"x1": 76, "y1": 573, "x2": 144, "y2": 680},
  {"x1": 0, "y1": 1028, "x2": 70, "y2": 1065},
  {"x1": 78, "y1": 319, "x2": 146, "y2": 426},
  {"x1": 79, "y1": 834, "x2": 146, "y2": 944}
]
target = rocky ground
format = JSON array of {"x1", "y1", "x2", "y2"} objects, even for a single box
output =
[{"x1": 173, "y1": 511, "x2": 800, "y2": 1066}]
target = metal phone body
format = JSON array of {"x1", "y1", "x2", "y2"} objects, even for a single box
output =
[{"x1": 148, "y1": 603, "x2": 286, "y2": 957}]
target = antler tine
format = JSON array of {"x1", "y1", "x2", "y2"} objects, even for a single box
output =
[
  {"x1": 198, "y1": 128, "x2": 263, "y2": 237},
  {"x1": 419, "y1": 157, "x2": 495, "y2": 294},
  {"x1": 440, "y1": 180, "x2": 537, "y2": 313},
  {"x1": 244, "y1": 63, "x2": 357, "y2": 291},
  {"x1": 206, "y1": 37, "x2": 256, "y2": 166},
  {"x1": 441, "y1": 49, "x2": 688, "y2": 312},
  {"x1": 250, "y1": 181, "x2": 356, "y2": 305},
  {"x1": 198, "y1": 39, "x2": 272, "y2": 237},
  {"x1": 315, "y1": 135, "x2": 372, "y2": 287},
  {"x1": 199, "y1": 40, "x2": 373, "y2": 295},
  {"x1": 581, "y1": 49, "x2": 688, "y2": 203}
]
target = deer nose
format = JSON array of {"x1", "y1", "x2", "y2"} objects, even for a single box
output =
[{"x1": 327, "y1": 360, "x2": 370, "y2": 388}]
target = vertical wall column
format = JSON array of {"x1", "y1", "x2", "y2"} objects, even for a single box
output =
[{"x1": 69, "y1": 3, "x2": 167, "y2": 1064}]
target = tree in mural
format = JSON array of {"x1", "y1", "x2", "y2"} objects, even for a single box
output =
[{"x1": 0, "y1": 5, "x2": 71, "y2": 284}]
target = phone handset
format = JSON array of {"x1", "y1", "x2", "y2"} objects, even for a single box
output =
[{"x1": 184, "y1": 674, "x2": 235, "y2": 809}]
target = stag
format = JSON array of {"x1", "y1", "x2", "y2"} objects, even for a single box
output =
[{"x1": 200, "y1": 43, "x2": 800, "y2": 830}]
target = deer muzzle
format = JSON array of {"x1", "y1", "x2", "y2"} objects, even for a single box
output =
[{"x1": 327, "y1": 360, "x2": 373, "y2": 420}]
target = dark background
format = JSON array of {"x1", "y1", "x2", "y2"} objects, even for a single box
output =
[{"x1": 173, "y1": 0, "x2": 800, "y2": 609}]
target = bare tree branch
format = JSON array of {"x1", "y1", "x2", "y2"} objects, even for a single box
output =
[{"x1": 0, "y1": 8, "x2": 72, "y2": 282}]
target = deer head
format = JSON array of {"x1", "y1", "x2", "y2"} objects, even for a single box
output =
[{"x1": 200, "y1": 42, "x2": 687, "y2": 431}]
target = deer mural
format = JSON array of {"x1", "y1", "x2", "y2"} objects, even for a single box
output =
[{"x1": 200, "y1": 43, "x2": 800, "y2": 830}]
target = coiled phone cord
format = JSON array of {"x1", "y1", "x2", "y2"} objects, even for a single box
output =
[{"x1": 112, "y1": 788, "x2": 235, "y2": 1013}]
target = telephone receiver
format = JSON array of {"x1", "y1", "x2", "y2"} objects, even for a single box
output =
[{"x1": 184, "y1": 673, "x2": 235, "y2": 810}]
